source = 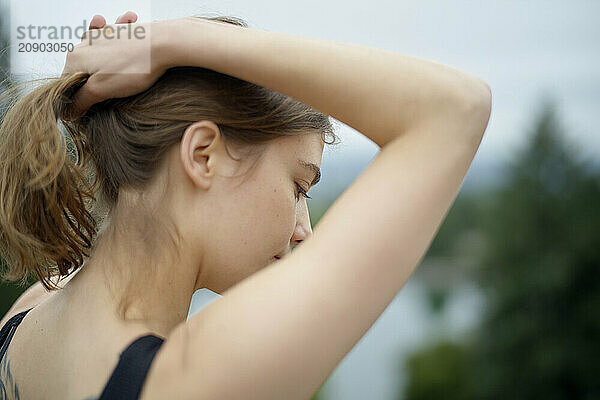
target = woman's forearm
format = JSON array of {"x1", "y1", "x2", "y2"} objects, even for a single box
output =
[{"x1": 159, "y1": 17, "x2": 490, "y2": 148}]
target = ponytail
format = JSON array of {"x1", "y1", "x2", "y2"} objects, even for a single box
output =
[{"x1": 0, "y1": 73, "x2": 100, "y2": 291}]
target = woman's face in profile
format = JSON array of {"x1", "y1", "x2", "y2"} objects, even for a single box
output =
[{"x1": 192, "y1": 132, "x2": 324, "y2": 293}]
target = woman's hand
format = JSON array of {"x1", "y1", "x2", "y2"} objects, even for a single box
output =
[{"x1": 61, "y1": 11, "x2": 171, "y2": 119}]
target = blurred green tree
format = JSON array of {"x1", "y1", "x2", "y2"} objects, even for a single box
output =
[
  {"x1": 404, "y1": 341, "x2": 474, "y2": 400},
  {"x1": 402, "y1": 99, "x2": 600, "y2": 399}
]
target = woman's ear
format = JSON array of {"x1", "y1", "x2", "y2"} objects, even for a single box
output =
[{"x1": 180, "y1": 120, "x2": 224, "y2": 190}]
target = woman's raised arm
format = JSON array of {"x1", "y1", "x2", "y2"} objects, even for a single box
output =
[
  {"x1": 134, "y1": 17, "x2": 491, "y2": 400},
  {"x1": 159, "y1": 17, "x2": 490, "y2": 147}
]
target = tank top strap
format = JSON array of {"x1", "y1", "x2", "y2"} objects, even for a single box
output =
[
  {"x1": 98, "y1": 334, "x2": 165, "y2": 399},
  {"x1": 0, "y1": 307, "x2": 34, "y2": 363},
  {"x1": 1, "y1": 308, "x2": 164, "y2": 399}
]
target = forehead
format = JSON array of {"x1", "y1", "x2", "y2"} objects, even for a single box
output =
[{"x1": 269, "y1": 133, "x2": 324, "y2": 165}]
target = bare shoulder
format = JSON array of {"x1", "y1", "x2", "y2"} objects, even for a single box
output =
[
  {"x1": 0, "y1": 274, "x2": 79, "y2": 328},
  {"x1": 138, "y1": 322, "x2": 195, "y2": 400},
  {"x1": 0, "y1": 282, "x2": 52, "y2": 328}
]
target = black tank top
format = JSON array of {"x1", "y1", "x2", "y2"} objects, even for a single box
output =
[{"x1": 0, "y1": 307, "x2": 164, "y2": 399}]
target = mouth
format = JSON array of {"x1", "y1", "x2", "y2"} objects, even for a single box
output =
[{"x1": 273, "y1": 256, "x2": 281, "y2": 261}]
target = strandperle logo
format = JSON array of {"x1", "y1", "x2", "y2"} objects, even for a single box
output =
[
  {"x1": 15, "y1": 20, "x2": 147, "y2": 44},
  {"x1": 9, "y1": 3, "x2": 154, "y2": 76}
]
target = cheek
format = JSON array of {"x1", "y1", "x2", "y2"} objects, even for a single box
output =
[
  {"x1": 230, "y1": 179, "x2": 298, "y2": 263},
  {"x1": 265, "y1": 186, "x2": 297, "y2": 236}
]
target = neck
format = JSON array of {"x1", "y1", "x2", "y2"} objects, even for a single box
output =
[{"x1": 60, "y1": 226, "x2": 200, "y2": 338}]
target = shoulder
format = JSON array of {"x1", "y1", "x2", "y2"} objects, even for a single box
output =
[
  {"x1": 0, "y1": 281, "x2": 55, "y2": 328},
  {"x1": 138, "y1": 322, "x2": 194, "y2": 400},
  {"x1": 0, "y1": 272, "x2": 81, "y2": 328}
]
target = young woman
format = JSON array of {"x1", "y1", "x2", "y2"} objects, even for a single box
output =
[{"x1": 0, "y1": 11, "x2": 491, "y2": 400}]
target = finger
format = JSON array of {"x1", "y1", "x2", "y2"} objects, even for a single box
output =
[
  {"x1": 115, "y1": 11, "x2": 138, "y2": 24},
  {"x1": 81, "y1": 15, "x2": 107, "y2": 43},
  {"x1": 63, "y1": 75, "x2": 104, "y2": 120},
  {"x1": 89, "y1": 14, "x2": 106, "y2": 29}
]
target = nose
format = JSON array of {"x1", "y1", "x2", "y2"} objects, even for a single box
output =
[{"x1": 290, "y1": 200, "x2": 313, "y2": 251}]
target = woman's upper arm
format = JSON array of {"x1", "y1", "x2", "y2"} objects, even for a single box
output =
[{"x1": 141, "y1": 99, "x2": 491, "y2": 400}]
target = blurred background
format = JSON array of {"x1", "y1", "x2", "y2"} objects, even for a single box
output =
[{"x1": 1, "y1": 1, "x2": 599, "y2": 399}]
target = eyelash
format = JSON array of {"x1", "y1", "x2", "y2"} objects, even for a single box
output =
[{"x1": 295, "y1": 184, "x2": 312, "y2": 201}]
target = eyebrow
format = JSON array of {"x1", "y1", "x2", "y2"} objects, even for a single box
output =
[{"x1": 297, "y1": 159, "x2": 321, "y2": 186}]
